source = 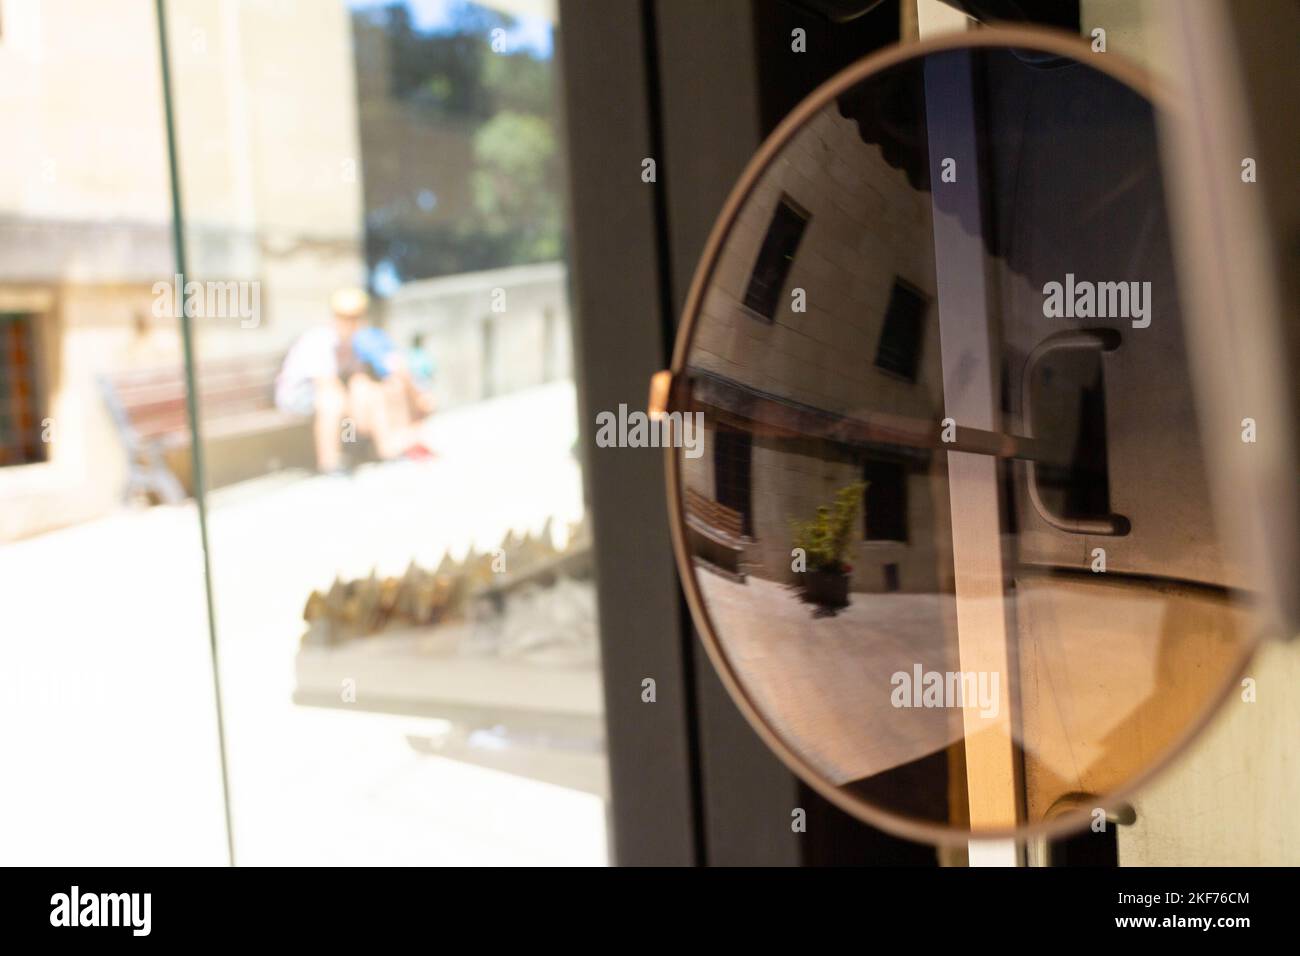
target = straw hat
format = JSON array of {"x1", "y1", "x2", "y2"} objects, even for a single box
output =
[{"x1": 330, "y1": 287, "x2": 370, "y2": 318}]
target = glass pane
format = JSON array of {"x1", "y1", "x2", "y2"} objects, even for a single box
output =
[
  {"x1": 672, "y1": 44, "x2": 1259, "y2": 842},
  {"x1": 163, "y1": 0, "x2": 605, "y2": 864},
  {"x1": 0, "y1": 1, "x2": 227, "y2": 863}
]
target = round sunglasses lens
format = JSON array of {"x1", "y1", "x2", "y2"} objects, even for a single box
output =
[{"x1": 672, "y1": 42, "x2": 1259, "y2": 841}]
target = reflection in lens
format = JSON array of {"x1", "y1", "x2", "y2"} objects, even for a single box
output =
[{"x1": 674, "y1": 44, "x2": 1256, "y2": 839}]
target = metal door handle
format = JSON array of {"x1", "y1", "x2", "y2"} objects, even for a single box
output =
[{"x1": 1022, "y1": 329, "x2": 1130, "y2": 536}]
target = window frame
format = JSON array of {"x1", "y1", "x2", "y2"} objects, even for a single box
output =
[{"x1": 740, "y1": 194, "x2": 810, "y2": 322}]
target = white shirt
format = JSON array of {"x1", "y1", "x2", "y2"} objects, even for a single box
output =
[{"x1": 275, "y1": 326, "x2": 339, "y2": 406}]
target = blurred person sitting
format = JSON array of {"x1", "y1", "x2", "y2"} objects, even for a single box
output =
[
  {"x1": 274, "y1": 287, "x2": 431, "y2": 472},
  {"x1": 350, "y1": 320, "x2": 436, "y2": 449}
]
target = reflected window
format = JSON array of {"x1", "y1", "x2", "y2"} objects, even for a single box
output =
[
  {"x1": 873, "y1": 278, "x2": 927, "y2": 382},
  {"x1": 862, "y1": 457, "x2": 907, "y2": 542},
  {"x1": 742, "y1": 196, "x2": 809, "y2": 320},
  {"x1": 714, "y1": 426, "x2": 753, "y2": 536}
]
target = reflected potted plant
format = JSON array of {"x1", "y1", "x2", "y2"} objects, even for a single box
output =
[{"x1": 790, "y1": 481, "x2": 866, "y2": 608}]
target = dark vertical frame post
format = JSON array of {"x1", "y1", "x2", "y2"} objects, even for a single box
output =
[
  {"x1": 557, "y1": 0, "x2": 703, "y2": 865},
  {"x1": 653, "y1": 0, "x2": 804, "y2": 866}
]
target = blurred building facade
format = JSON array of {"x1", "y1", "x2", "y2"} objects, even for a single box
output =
[
  {"x1": 0, "y1": 0, "x2": 365, "y2": 538},
  {"x1": 0, "y1": 0, "x2": 571, "y2": 541}
]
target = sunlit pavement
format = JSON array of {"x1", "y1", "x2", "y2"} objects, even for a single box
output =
[
  {"x1": 0, "y1": 380, "x2": 607, "y2": 866},
  {"x1": 697, "y1": 569, "x2": 961, "y2": 787}
]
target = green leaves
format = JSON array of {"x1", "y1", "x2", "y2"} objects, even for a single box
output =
[{"x1": 790, "y1": 481, "x2": 866, "y2": 573}]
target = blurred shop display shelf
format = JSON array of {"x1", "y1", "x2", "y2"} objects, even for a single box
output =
[{"x1": 292, "y1": 622, "x2": 603, "y2": 745}]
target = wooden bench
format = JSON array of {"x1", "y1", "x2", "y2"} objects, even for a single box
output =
[
  {"x1": 99, "y1": 353, "x2": 311, "y2": 503},
  {"x1": 683, "y1": 488, "x2": 748, "y2": 579}
]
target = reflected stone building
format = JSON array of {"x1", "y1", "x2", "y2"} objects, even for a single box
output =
[{"x1": 681, "y1": 107, "x2": 948, "y2": 596}]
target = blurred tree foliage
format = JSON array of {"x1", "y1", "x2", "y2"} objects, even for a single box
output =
[
  {"x1": 473, "y1": 112, "x2": 562, "y2": 263},
  {"x1": 352, "y1": 1, "x2": 564, "y2": 283}
]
